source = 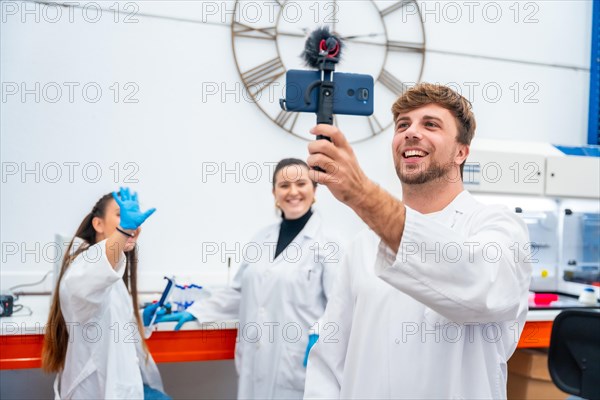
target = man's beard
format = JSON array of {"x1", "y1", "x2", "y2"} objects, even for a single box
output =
[{"x1": 396, "y1": 156, "x2": 455, "y2": 185}]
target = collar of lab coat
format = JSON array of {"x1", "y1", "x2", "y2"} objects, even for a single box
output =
[
  {"x1": 265, "y1": 210, "x2": 322, "y2": 243},
  {"x1": 423, "y1": 190, "x2": 480, "y2": 228},
  {"x1": 440, "y1": 189, "x2": 475, "y2": 210},
  {"x1": 443, "y1": 190, "x2": 476, "y2": 214},
  {"x1": 408, "y1": 190, "x2": 476, "y2": 223}
]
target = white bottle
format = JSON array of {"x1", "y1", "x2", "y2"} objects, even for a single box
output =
[{"x1": 578, "y1": 287, "x2": 598, "y2": 305}]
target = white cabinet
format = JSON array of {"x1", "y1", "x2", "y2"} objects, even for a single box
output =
[
  {"x1": 464, "y1": 150, "x2": 546, "y2": 195},
  {"x1": 545, "y1": 156, "x2": 600, "y2": 199}
]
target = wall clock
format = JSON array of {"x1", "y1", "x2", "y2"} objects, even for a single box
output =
[{"x1": 231, "y1": 0, "x2": 426, "y2": 143}]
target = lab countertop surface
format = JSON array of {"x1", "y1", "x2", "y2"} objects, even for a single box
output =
[
  {"x1": 1, "y1": 294, "x2": 591, "y2": 334},
  {"x1": 0, "y1": 295, "x2": 239, "y2": 369},
  {"x1": 0, "y1": 294, "x2": 596, "y2": 369},
  {"x1": 1, "y1": 295, "x2": 237, "y2": 335}
]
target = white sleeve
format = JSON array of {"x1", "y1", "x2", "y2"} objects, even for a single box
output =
[
  {"x1": 186, "y1": 261, "x2": 247, "y2": 323},
  {"x1": 316, "y1": 233, "x2": 344, "y2": 304},
  {"x1": 304, "y1": 241, "x2": 355, "y2": 399},
  {"x1": 375, "y1": 206, "x2": 531, "y2": 323},
  {"x1": 61, "y1": 240, "x2": 126, "y2": 322}
]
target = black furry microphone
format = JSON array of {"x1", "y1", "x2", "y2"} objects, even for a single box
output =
[{"x1": 301, "y1": 26, "x2": 343, "y2": 68}]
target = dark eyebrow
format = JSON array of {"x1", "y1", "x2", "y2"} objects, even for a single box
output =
[
  {"x1": 278, "y1": 178, "x2": 308, "y2": 185},
  {"x1": 395, "y1": 115, "x2": 444, "y2": 128},
  {"x1": 422, "y1": 115, "x2": 444, "y2": 124},
  {"x1": 395, "y1": 116, "x2": 410, "y2": 128}
]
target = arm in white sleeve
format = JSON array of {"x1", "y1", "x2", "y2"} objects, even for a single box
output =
[
  {"x1": 186, "y1": 261, "x2": 248, "y2": 323},
  {"x1": 375, "y1": 205, "x2": 531, "y2": 323},
  {"x1": 62, "y1": 240, "x2": 126, "y2": 322},
  {"x1": 304, "y1": 241, "x2": 356, "y2": 399},
  {"x1": 318, "y1": 235, "x2": 344, "y2": 303}
]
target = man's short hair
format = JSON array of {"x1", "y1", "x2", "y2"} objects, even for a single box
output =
[{"x1": 391, "y1": 83, "x2": 476, "y2": 146}]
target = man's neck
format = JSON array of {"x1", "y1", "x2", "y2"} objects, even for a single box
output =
[{"x1": 402, "y1": 178, "x2": 465, "y2": 214}]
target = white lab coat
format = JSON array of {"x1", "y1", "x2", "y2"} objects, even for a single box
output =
[
  {"x1": 304, "y1": 191, "x2": 532, "y2": 399},
  {"x1": 54, "y1": 240, "x2": 164, "y2": 400},
  {"x1": 187, "y1": 212, "x2": 340, "y2": 399}
]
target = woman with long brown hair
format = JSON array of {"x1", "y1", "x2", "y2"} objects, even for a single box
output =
[{"x1": 42, "y1": 187, "x2": 170, "y2": 399}]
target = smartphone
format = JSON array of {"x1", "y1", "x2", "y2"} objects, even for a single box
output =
[{"x1": 283, "y1": 70, "x2": 374, "y2": 116}]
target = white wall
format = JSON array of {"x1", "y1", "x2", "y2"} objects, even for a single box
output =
[{"x1": 1, "y1": 0, "x2": 593, "y2": 293}]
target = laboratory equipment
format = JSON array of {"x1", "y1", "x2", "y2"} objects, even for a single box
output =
[
  {"x1": 560, "y1": 209, "x2": 600, "y2": 289},
  {"x1": 519, "y1": 209, "x2": 559, "y2": 291},
  {"x1": 144, "y1": 276, "x2": 175, "y2": 338},
  {"x1": 171, "y1": 282, "x2": 209, "y2": 311},
  {"x1": 0, "y1": 294, "x2": 14, "y2": 317},
  {"x1": 578, "y1": 288, "x2": 598, "y2": 305}
]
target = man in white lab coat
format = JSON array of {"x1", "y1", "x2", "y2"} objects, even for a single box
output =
[{"x1": 304, "y1": 83, "x2": 532, "y2": 399}]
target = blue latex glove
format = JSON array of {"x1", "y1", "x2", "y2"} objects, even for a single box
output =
[
  {"x1": 142, "y1": 303, "x2": 169, "y2": 327},
  {"x1": 303, "y1": 333, "x2": 319, "y2": 367},
  {"x1": 113, "y1": 187, "x2": 156, "y2": 230},
  {"x1": 154, "y1": 311, "x2": 197, "y2": 331}
]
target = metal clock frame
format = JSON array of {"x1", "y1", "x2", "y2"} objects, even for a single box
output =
[{"x1": 231, "y1": 0, "x2": 426, "y2": 143}]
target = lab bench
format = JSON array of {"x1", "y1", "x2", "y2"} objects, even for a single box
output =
[
  {"x1": 0, "y1": 295, "x2": 574, "y2": 370},
  {"x1": 0, "y1": 295, "x2": 237, "y2": 370}
]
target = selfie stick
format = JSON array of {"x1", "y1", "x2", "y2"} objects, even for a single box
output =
[{"x1": 301, "y1": 27, "x2": 343, "y2": 140}]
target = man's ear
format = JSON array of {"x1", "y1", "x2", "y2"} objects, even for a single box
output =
[
  {"x1": 92, "y1": 216, "x2": 104, "y2": 234},
  {"x1": 455, "y1": 144, "x2": 470, "y2": 166}
]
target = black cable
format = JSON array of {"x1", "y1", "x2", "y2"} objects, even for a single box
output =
[
  {"x1": 8, "y1": 270, "x2": 53, "y2": 301},
  {"x1": 10, "y1": 304, "x2": 33, "y2": 317}
]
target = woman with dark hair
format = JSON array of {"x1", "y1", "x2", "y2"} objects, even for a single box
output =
[
  {"x1": 162, "y1": 158, "x2": 340, "y2": 399},
  {"x1": 42, "y1": 187, "x2": 169, "y2": 399}
]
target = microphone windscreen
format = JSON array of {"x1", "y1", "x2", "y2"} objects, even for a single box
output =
[{"x1": 301, "y1": 26, "x2": 343, "y2": 68}]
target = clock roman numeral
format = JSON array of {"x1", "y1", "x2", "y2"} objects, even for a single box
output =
[
  {"x1": 379, "y1": 69, "x2": 408, "y2": 96},
  {"x1": 232, "y1": 22, "x2": 277, "y2": 40},
  {"x1": 367, "y1": 114, "x2": 384, "y2": 136},
  {"x1": 274, "y1": 110, "x2": 299, "y2": 131},
  {"x1": 241, "y1": 57, "x2": 286, "y2": 98},
  {"x1": 380, "y1": 0, "x2": 412, "y2": 17},
  {"x1": 387, "y1": 40, "x2": 425, "y2": 53}
]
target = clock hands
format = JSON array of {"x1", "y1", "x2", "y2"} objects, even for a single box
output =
[
  {"x1": 277, "y1": 30, "x2": 307, "y2": 38},
  {"x1": 273, "y1": 29, "x2": 585, "y2": 70},
  {"x1": 340, "y1": 33, "x2": 384, "y2": 40},
  {"x1": 346, "y1": 38, "x2": 425, "y2": 53},
  {"x1": 277, "y1": 30, "x2": 425, "y2": 55},
  {"x1": 278, "y1": 31, "x2": 386, "y2": 41}
]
